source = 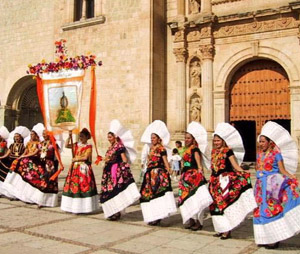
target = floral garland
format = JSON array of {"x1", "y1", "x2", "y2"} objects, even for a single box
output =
[{"x1": 27, "y1": 39, "x2": 102, "y2": 75}]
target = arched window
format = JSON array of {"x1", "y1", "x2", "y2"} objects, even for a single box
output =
[{"x1": 74, "y1": 0, "x2": 94, "y2": 22}]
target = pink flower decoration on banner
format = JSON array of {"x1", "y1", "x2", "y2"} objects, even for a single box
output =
[{"x1": 27, "y1": 39, "x2": 102, "y2": 75}]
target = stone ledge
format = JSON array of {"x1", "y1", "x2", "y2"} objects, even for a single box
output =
[{"x1": 62, "y1": 16, "x2": 106, "y2": 31}]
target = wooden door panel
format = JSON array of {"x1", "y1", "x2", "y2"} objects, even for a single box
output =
[{"x1": 230, "y1": 60, "x2": 290, "y2": 135}]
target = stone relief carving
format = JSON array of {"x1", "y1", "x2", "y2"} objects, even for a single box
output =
[
  {"x1": 190, "y1": 94, "x2": 202, "y2": 122},
  {"x1": 174, "y1": 30, "x2": 184, "y2": 42},
  {"x1": 189, "y1": 0, "x2": 201, "y2": 14},
  {"x1": 187, "y1": 26, "x2": 211, "y2": 41},
  {"x1": 173, "y1": 48, "x2": 187, "y2": 62},
  {"x1": 189, "y1": 59, "x2": 201, "y2": 88},
  {"x1": 187, "y1": 31, "x2": 201, "y2": 42},
  {"x1": 199, "y1": 45, "x2": 214, "y2": 60},
  {"x1": 214, "y1": 17, "x2": 297, "y2": 38}
]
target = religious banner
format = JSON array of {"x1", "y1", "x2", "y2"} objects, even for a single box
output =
[
  {"x1": 40, "y1": 69, "x2": 84, "y2": 133},
  {"x1": 27, "y1": 39, "x2": 103, "y2": 178}
]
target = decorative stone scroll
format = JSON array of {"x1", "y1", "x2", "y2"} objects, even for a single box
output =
[
  {"x1": 173, "y1": 48, "x2": 187, "y2": 62},
  {"x1": 187, "y1": 26, "x2": 211, "y2": 41},
  {"x1": 199, "y1": 45, "x2": 214, "y2": 60},
  {"x1": 214, "y1": 17, "x2": 298, "y2": 38},
  {"x1": 174, "y1": 30, "x2": 184, "y2": 42}
]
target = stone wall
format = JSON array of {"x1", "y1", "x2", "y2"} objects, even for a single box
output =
[{"x1": 0, "y1": 0, "x2": 160, "y2": 166}]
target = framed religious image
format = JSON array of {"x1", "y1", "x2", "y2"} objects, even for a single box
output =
[{"x1": 41, "y1": 69, "x2": 84, "y2": 132}]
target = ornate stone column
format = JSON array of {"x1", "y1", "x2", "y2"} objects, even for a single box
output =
[
  {"x1": 200, "y1": 44, "x2": 214, "y2": 133},
  {"x1": 201, "y1": 0, "x2": 212, "y2": 15},
  {"x1": 173, "y1": 47, "x2": 187, "y2": 138}
]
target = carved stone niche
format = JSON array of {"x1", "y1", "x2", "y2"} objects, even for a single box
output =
[
  {"x1": 189, "y1": 93, "x2": 202, "y2": 122},
  {"x1": 189, "y1": 57, "x2": 201, "y2": 88},
  {"x1": 189, "y1": 0, "x2": 201, "y2": 15}
]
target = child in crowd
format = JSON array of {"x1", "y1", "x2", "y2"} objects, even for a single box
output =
[{"x1": 170, "y1": 148, "x2": 181, "y2": 181}]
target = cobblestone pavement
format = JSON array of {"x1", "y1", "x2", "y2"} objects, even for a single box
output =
[{"x1": 0, "y1": 165, "x2": 300, "y2": 254}]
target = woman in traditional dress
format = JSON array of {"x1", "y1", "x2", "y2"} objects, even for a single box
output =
[
  {"x1": 209, "y1": 123, "x2": 257, "y2": 240},
  {"x1": 100, "y1": 119, "x2": 140, "y2": 220},
  {"x1": 26, "y1": 129, "x2": 62, "y2": 207},
  {"x1": 8, "y1": 127, "x2": 41, "y2": 203},
  {"x1": 61, "y1": 128, "x2": 99, "y2": 213},
  {"x1": 253, "y1": 121, "x2": 300, "y2": 249},
  {"x1": 140, "y1": 120, "x2": 177, "y2": 225},
  {"x1": 178, "y1": 122, "x2": 213, "y2": 231},
  {"x1": 7, "y1": 123, "x2": 60, "y2": 206},
  {"x1": 0, "y1": 126, "x2": 9, "y2": 185},
  {"x1": 0, "y1": 132, "x2": 25, "y2": 198},
  {"x1": 1, "y1": 126, "x2": 30, "y2": 199}
]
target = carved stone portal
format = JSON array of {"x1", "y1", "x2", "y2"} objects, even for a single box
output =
[
  {"x1": 189, "y1": 58, "x2": 201, "y2": 88},
  {"x1": 190, "y1": 94, "x2": 202, "y2": 122}
]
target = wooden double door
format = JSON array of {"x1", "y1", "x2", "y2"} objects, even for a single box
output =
[{"x1": 229, "y1": 59, "x2": 290, "y2": 161}]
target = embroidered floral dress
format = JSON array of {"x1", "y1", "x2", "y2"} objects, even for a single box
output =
[
  {"x1": 100, "y1": 141, "x2": 140, "y2": 218},
  {"x1": 209, "y1": 147, "x2": 257, "y2": 233},
  {"x1": 61, "y1": 142, "x2": 99, "y2": 213},
  {"x1": 7, "y1": 140, "x2": 59, "y2": 206},
  {"x1": 0, "y1": 140, "x2": 8, "y2": 183},
  {"x1": 0, "y1": 142, "x2": 25, "y2": 198},
  {"x1": 140, "y1": 144, "x2": 177, "y2": 223},
  {"x1": 253, "y1": 146, "x2": 300, "y2": 244},
  {"x1": 178, "y1": 145, "x2": 212, "y2": 224}
]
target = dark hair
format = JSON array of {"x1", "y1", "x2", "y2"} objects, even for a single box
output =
[
  {"x1": 107, "y1": 132, "x2": 120, "y2": 142},
  {"x1": 175, "y1": 140, "x2": 182, "y2": 146},
  {"x1": 152, "y1": 133, "x2": 160, "y2": 139},
  {"x1": 213, "y1": 134, "x2": 228, "y2": 147},
  {"x1": 80, "y1": 128, "x2": 91, "y2": 139},
  {"x1": 14, "y1": 133, "x2": 24, "y2": 143},
  {"x1": 260, "y1": 135, "x2": 271, "y2": 142},
  {"x1": 31, "y1": 130, "x2": 40, "y2": 141},
  {"x1": 108, "y1": 132, "x2": 115, "y2": 136},
  {"x1": 172, "y1": 148, "x2": 178, "y2": 154}
]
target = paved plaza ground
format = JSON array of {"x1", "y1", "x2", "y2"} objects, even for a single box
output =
[{"x1": 0, "y1": 165, "x2": 300, "y2": 254}]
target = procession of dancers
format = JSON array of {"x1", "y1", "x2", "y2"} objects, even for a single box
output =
[{"x1": 0, "y1": 119, "x2": 300, "y2": 249}]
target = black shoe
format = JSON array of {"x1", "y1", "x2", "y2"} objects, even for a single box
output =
[
  {"x1": 149, "y1": 219, "x2": 161, "y2": 226},
  {"x1": 213, "y1": 233, "x2": 222, "y2": 237},
  {"x1": 190, "y1": 223, "x2": 203, "y2": 231},
  {"x1": 265, "y1": 242, "x2": 279, "y2": 249},
  {"x1": 108, "y1": 212, "x2": 121, "y2": 221},
  {"x1": 184, "y1": 219, "x2": 196, "y2": 229},
  {"x1": 220, "y1": 232, "x2": 231, "y2": 240}
]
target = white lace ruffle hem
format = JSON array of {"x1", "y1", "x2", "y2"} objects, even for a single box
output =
[
  {"x1": 180, "y1": 184, "x2": 213, "y2": 224},
  {"x1": 212, "y1": 188, "x2": 257, "y2": 233},
  {"x1": 140, "y1": 191, "x2": 177, "y2": 223},
  {"x1": 101, "y1": 182, "x2": 141, "y2": 218},
  {"x1": 61, "y1": 194, "x2": 99, "y2": 214},
  {"x1": 254, "y1": 204, "x2": 300, "y2": 244}
]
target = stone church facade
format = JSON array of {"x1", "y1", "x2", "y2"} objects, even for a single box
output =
[{"x1": 0, "y1": 0, "x2": 300, "y2": 161}]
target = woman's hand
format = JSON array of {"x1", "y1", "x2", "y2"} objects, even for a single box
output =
[{"x1": 287, "y1": 174, "x2": 297, "y2": 180}]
